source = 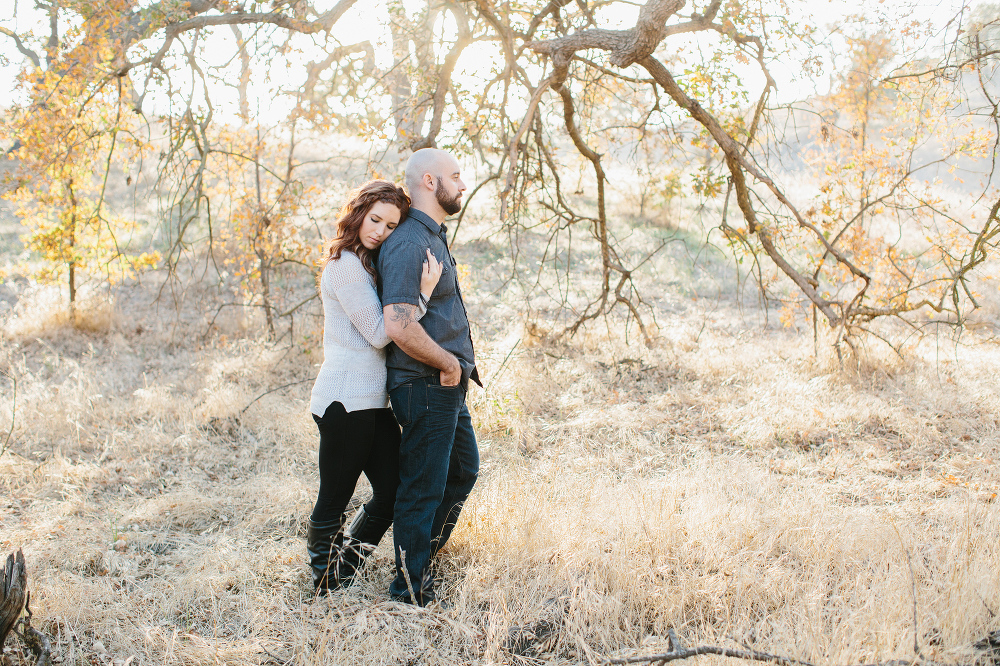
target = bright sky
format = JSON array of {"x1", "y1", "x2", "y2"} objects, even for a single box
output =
[{"x1": 0, "y1": 0, "x2": 975, "y2": 123}]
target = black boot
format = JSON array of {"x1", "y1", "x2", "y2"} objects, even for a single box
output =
[
  {"x1": 334, "y1": 507, "x2": 392, "y2": 587},
  {"x1": 306, "y1": 517, "x2": 343, "y2": 592}
]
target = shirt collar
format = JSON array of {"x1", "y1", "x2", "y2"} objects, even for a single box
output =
[{"x1": 407, "y1": 207, "x2": 445, "y2": 236}]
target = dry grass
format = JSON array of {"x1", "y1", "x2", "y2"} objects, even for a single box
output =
[{"x1": 1, "y1": 283, "x2": 999, "y2": 666}]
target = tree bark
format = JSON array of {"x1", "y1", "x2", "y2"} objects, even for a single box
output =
[{"x1": 0, "y1": 550, "x2": 26, "y2": 653}]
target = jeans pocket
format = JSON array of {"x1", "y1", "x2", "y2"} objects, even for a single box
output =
[
  {"x1": 389, "y1": 385, "x2": 412, "y2": 426},
  {"x1": 428, "y1": 383, "x2": 465, "y2": 406}
]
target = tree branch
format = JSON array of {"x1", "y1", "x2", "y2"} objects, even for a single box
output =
[
  {"x1": 0, "y1": 27, "x2": 42, "y2": 69},
  {"x1": 411, "y1": 2, "x2": 474, "y2": 149},
  {"x1": 528, "y1": 0, "x2": 685, "y2": 67},
  {"x1": 500, "y1": 74, "x2": 555, "y2": 221}
]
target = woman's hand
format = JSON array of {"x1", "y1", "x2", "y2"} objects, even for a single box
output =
[{"x1": 420, "y1": 248, "x2": 443, "y2": 301}]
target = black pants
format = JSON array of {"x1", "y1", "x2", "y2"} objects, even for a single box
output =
[{"x1": 311, "y1": 401, "x2": 401, "y2": 524}]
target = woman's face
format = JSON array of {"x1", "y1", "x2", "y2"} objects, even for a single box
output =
[{"x1": 359, "y1": 201, "x2": 402, "y2": 250}]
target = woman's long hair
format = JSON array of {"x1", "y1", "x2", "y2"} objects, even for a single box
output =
[{"x1": 318, "y1": 180, "x2": 410, "y2": 282}]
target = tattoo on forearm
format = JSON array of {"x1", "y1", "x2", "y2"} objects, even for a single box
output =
[{"x1": 389, "y1": 303, "x2": 414, "y2": 329}]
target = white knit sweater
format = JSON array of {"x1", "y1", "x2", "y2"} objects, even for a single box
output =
[{"x1": 310, "y1": 251, "x2": 424, "y2": 416}]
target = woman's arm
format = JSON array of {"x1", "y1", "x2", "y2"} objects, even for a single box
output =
[{"x1": 325, "y1": 255, "x2": 392, "y2": 348}]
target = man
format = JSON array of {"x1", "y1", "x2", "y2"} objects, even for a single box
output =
[{"x1": 378, "y1": 148, "x2": 481, "y2": 606}]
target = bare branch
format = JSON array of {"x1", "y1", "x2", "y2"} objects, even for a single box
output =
[
  {"x1": 411, "y1": 3, "x2": 474, "y2": 149},
  {"x1": 500, "y1": 74, "x2": 555, "y2": 221},
  {"x1": 162, "y1": 11, "x2": 342, "y2": 37},
  {"x1": 0, "y1": 27, "x2": 41, "y2": 69},
  {"x1": 529, "y1": 0, "x2": 685, "y2": 67}
]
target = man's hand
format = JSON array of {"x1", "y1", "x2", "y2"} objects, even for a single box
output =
[
  {"x1": 385, "y1": 302, "x2": 462, "y2": 384},
  {"x1": 440, "y1": 357, "x2": 461, "y2": 386}
]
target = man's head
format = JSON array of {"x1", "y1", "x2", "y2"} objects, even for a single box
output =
[{"x1": 404, "y1": 148, "x2": 467, "y2": 223}]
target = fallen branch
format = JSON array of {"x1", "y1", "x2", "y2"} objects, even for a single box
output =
[
  {"x1": 240, "y1": 379, "x2": 313, "y2": 416},
  {"x1": 606, "y1": 642, "x2": 822, "y2": 666},
  {"x1": 604, "y1": 644, "x2": 945, "y2": 666},
  {"x1": 17, "y1": 599, "x2": 53, "y2": 666},
  {"x1": 1, "y1": 550, "x2": 52, "y2": 665},
  {"x1": 601, "y1": 626, "x2": 1000, "y2": 666},
  {"x1": 0, "y1": 550, "x2": 26, "y2": 652}
]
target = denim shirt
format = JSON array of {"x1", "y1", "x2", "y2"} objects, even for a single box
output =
[{"x1": 377, "y1": 207, "x2": 481, "y2": 391}]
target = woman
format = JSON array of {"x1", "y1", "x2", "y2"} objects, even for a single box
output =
[{"x1": 308, "y1": 179, "x2": 442, "y2": 593}]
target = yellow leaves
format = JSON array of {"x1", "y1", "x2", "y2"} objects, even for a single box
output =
[
  {"x1": 131, "y1": 251, "x2": 161, "y2": 271},
  {"x1": 794, "y1": 35, "x2": 997, "y2": 319},
  {"x1": 779, "y1": 304, "x2": 798, "y2": 329},
  {"x1": 940, "y1": 471, "x2": 997, "y2": 501},
  {"x1": 9, "y1": 86, "x2": 156, "y2": 289},
  {"x1": 456, "y1": 263, "x2": 471, "y2": 289},
  {"x1": 198, "y1": 133, "x2": 320, "y2": 294},
  {"x1": 358, "y1": 117, "x2": 389, "y2": 141},
  {"x1": 691, "y1": 166, "x2": 727, "y2": 198},
  {"x1": 103, "y1": 250, "x2": 162, "y2": 285}
]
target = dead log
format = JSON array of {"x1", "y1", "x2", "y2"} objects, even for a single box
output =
[
  {"x1": 974, "y1": 630, "x2": 1000, "y2": 666},
  {"x1": 1, "y1": 550, "x2": 51, "y2": 666},
  {"x1": 0, "y1": 550, "x2": 26, "y2": 652},
  {"x1": 19, "y1": 607, "x2": 53, "y2": 666}
]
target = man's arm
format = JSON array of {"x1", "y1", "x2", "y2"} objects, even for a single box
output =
[{"x1": 384, "y1": 303, "x2": 462, "y2": 386}]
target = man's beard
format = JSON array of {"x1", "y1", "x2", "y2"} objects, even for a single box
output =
[{"x1": 435, "y1": 180, "x2": 462, "y2": 215}]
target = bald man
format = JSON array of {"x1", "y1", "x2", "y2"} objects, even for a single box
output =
[{"x1": 378, "y1": 148, "x2": 481, "y2": 606}]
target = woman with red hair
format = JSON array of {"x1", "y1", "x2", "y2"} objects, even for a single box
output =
[{"x1": 307, "y1": 179, "x2": 441, "y2": 593}]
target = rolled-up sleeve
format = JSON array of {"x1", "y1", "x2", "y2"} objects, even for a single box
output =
[{"x1": 378, "y1": 239, "x2": 424, "y2": 307}]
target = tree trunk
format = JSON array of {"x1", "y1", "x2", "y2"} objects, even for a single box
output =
[
  {"x1": 0, "y1": 550, "x2": 26, "y2": 652},
  {"x1": 66, "y1": 178, "x2": 78, "y2": 323},
  {"x1": 388, "y1": 0, "x2": 435, "y2": 160}
]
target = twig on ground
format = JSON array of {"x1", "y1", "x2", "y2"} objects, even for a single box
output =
[
  {"x1": 0, "y1": 368, "x2": 16, "y2": 458},
  {"x1": 260, "y1": 646, "x2": 294, "y2": 666},
  {"x1": 18, "y1": 594, "x2": 53, "y2": 666},
  {"x1": 603, "y1": 644, "x2": 947, "y2": 666},
  {"x1": 240, "y1": 379, "x2": 313, "y2": 415},
  {"x1": 605, "y1": 644, "x2": 817, "y2": 666},
  {"x1": 667, "y1": 628, "x2": 682, "y2": 652},
  {"x1": 485, "y1": 338, "x2": 521, "y2": 392},
  {"x1": 891, "y1": 521, "x2": 922, "y2": 657}
]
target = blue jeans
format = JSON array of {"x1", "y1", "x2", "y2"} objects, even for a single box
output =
[{"x1": 388, "y1": 376, "x2": 479, "y2": 604}]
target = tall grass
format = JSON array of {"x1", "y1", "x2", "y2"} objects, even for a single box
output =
[{"x1": 1, "y1": 283, "x2": 998, "y2": 666}]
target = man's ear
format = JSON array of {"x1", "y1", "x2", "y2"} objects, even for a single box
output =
[{"x1": 422, "y1": 173, "x2": 435, "y2": 191}]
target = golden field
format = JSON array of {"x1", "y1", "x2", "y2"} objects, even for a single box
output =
[{"x1": 1, "y1": 278, "x2": 998, "y2": 666}]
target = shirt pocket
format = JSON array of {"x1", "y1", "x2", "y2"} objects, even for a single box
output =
[{"x1": 433, "y1": 249, "x2": 457, "y2": 296}]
